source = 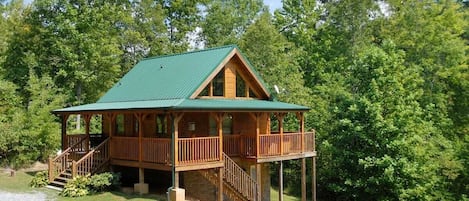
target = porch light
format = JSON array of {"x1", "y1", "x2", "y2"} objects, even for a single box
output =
[{"x1": 188, "y1": 122, "x2": 196, "y2": 131}]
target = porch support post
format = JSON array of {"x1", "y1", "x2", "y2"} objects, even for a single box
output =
[
  {"x1": 61, "y1": 114, "x2": 69, "y2": 150},
  {"x1": 212, "y1": 112, "x2": 224, "y2": 201},
  {"x1": 312, "y1": 157, "x2": 317, "y2": 201},
  {"x1": 296, "y1": 112, "x2": 305, "y2": 152},
  {"x1": 106, "y1": 113, "x2": 116, "y2": 159},
  {"x1": 256, "y1": 163, "x2": 262, "y2": 201},
  {"x1": 134, "y1": 113, "x2": 148, "y2": 194},
  {"x1": 279, "y1": 161, "x2": 284, "y2": 201},
  {"x1": 218, "y1": 167, "x2": 223, "y2": 201},
  {"x1": 84, "y1": 114, "x2": 92, "y2": 152},
  {"x1": 301, "y1": 158, "x2": 306, "y2": 201},
  {"x1": 277, "y1": 113, "x2": 285, "y2": 155},
  {"x1": 170, "y1": 113, "x2": 184, "y2": 188},
  {"x1": 254, "y1": 113, "x2": 261, "y2": 158}
]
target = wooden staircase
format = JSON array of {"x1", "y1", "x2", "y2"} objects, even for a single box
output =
[
  {"x1": 199, "y1": 153, "x2": 259, "y2": 201},
  {"x1": 48, "y1": 137, "x2": 110, "y2": 189}
]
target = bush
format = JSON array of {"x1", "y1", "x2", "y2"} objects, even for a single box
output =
[
  {"x1": 60, "y1": 175, "x2": 91, "y2": 197},
  {"x1": 60, "y1": 172, "x2": 121, "y2": 197},
  {"x1": 89, "y1": 172, "x2": 121, "y2": 192},
  {"x1": 30, "y1": 171, "x2": 49, "y2": 188}
]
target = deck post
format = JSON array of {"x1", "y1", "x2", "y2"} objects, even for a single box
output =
[
  {"x1": 170, "y1": 113, "x2": 183, "y2": 190},
  {"x1": 61, "y1": 114, "x2": 69, "y2": 150},
  {"x1": 218, "y1": 167, "x2": 223, "y2": 201},
  {"x1": 301, "y1": 158, "x2": 306, "y2": 201},
  {"x1": 296, "y1": 112, "x2": 305, "y2": 152},
  {"x1": 106, "y1": 113, "x2": 116, "y2": 160},
  {"x1": 84, "y1": 114, "x2": 91, "y2": 152},
  {"x1": 256, "y1": 163, "x2": 262, "y2": 201},
  {"x1": 279, "y1": 161, "x2": 283, "y2": 201},
  {"x1": 255, "y1": 113, "x2": 260, "y2": 158},
  {"x1": 277, "y1": 113, "x2": 285, "y2": 155},
  {"x1": 312, "y1": 157, "x2": 317, "y2": 201}
]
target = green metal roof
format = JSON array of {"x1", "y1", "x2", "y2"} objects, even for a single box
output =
[
  {"x1": 54, "y1": 99, "x2": 308, "y2": 113},
  {"x1": 98, "y1": 45, "x2": 237, "y2": 103},
  {"x1": 54, "y1": 45, "x2": 309, "y2": 113}
]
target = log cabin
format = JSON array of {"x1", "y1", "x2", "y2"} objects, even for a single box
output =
[{"x1": 50, "y1": 45, "x2": 317, "y2": 201}]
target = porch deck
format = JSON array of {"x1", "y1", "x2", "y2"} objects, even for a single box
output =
[{"x1": 67, "y1": 131, "x2": 315, "y2": 171}]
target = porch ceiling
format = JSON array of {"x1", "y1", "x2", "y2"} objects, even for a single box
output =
[{"x1": 53, "y1": 98, "x2": 309, "y2": 113}]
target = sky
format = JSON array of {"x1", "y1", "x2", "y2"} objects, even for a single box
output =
[{"x1": 264, "y1": 0, "x2": 283, "y2": 12}]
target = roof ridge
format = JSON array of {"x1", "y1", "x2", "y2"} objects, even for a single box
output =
[{"x1": 142, "y1": 45, "x2": 238, "y2": 61}]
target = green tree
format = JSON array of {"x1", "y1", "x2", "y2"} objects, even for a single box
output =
[
  {"x1": 201, "y1": 0, "x2": 265, "y2": 47},
  {"x1": 2, "y1": 0, "x2": 125, "y2": 105}
]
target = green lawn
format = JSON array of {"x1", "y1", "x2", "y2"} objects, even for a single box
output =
[
  {"x1": 0, "y1": 170, "x2": 165, "y2": 201},
  {"x1": 270, "y1": 187, "x2": 301, "y2": 201},
  {"x1": 1, "y1": 169, "x2": 301, "y2": 201}
]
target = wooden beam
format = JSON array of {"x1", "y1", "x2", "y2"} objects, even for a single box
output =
[
  {"x1": 279, "y1": 161, "x2": 284, "y2": 201},
  {"x1": 136, "y1": 113, "x2": 144, "y2": 162},
  {"x1": 296, "y1": 112, "x2": 305, "y2": 152},
  {"x1": 218, "y1": 167, "x2": 223, "y2": 201},
  {"x1": 301, "y1": 158, "x2": 306, "y2": 201},
  {"x1": 84, "y1": 114, "x2": 92, "y2": 151},
  {"x1": 312, "y1": 157, "x2": 317, "y2": 201},
  {"x1": 256, "y1": 163, "x2": 262, "y2": 201},
  {"x1": 277, "y1": 113, "x2": 286, "y2": 156},
  {"x1": 61, "y1": 114, "x2": 69, "y2": 150}
]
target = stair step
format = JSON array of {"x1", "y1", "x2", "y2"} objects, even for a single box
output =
[
  {"x1": 51, "y1": 180, "x2": 67, "y2": 186},
  {"x1": 55, "y1": 176, "x2": 70, "y2": 181},
  {"x1": 45, "y1": 185, "x2": 63, "y2": 191}
]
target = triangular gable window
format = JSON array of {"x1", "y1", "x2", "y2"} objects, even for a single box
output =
[
  {"x1": 236, "y1": 72, "x2": 246, "y2": 97},
  {"x1": 199, "y1": 70, "x2": 225, "y2": 97}
]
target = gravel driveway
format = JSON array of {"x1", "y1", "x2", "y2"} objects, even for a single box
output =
[{"x1": 0, "y1": 190, "x2": 51, "y2": 201}]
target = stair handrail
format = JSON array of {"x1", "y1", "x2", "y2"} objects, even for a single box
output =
[
  {"x1": 48, "y1": 136, "x2": 89, "y2": 182},
  {"x1": 223, "y1": 153, "x2": 258, "y2": 201},
  {"x1": 72, "y1": 137, "x2": 110, "y2": 178}
]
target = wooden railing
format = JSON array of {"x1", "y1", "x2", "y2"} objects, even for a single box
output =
[
  {"x1": 111, "y1": 136, "x2": 138, "y2": 161},
  {"x1": 224, "y1": 132, "x2": 316, "y2": 158},
  {"x1": 73, "y1": 138, "x2": 110, "y2": 177},
  {"x1": 67, "y1": 134, "x2": 88, "y2": 154},
  {"x1": 223, "y1": 135, "x2": 242, "y2": 156},
  {"x1": 259, "y1": 134, "x2": 281, "y2": 156},
  {"x1": 142, "y1": 138, "x2": 171, "y2": 164},
  {"x1": 223, "y1": 153, "x2": 258, "y2": 201},
  {"x1": 282, "y1": 133, "x2": 302, "y2": 154},
  {"x1": 48, "y1": 136, "x2": 88, "y2": 182},
  {"x1": 178, "y1": 137, "x2": 220, "y2": 164},
  {"x1": 305, "y1": 131, "x2": 315, "y2": 152}
]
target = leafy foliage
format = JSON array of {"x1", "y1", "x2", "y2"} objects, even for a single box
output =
[
  {"x1": 29, "y1": 171, "x2": 49, "y2": 188},
  {"x1": 60, "y1": 172, "x2": 120, "y2": 197}
]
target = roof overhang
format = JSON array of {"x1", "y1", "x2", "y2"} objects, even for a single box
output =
[{"x1": 53, "y1": 99, "x2": 309, "y2": 114}]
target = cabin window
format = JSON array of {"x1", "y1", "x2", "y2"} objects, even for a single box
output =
[
  {"x1": 156, "y1": 114, "x2": 167, "y2": 135},
  {"x1": 209, "y1": 114, "x2": 233, "y2": 135},
  {"x1": 213, "y1": 70, "x2": 224, "y2": 96},
  {"x1": 116, "y1": 114, "x2": 124, "y2": 135},
  {"x1": 236, "y1": 73, "x2": 247, "y2": 97},
  {"x1": 199, "y1": 86, "x2": 209, "y2": 96},
  {"x1": 249, "y1": 88, "x2": 257, "y2": 98}
]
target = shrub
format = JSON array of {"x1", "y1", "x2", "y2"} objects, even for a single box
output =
[
  {"x1": 60, "y1": 172, "x2": 121, "y2": 197},
  {"x1": 30, "y1": 171, "x2": 49, "y2": 188},
  {"x1": 89, "y1": 172, "x2": 120, "y2": 192},
  {"x1": 60, "y1": 175, "x2": 91, "y2": 197}
]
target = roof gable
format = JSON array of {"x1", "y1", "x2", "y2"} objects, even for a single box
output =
[
  {"x1": 98, "y1": 46, "x2": 235, "y2": 103},
  {"x1": 98, "y1": 45, "x2": 270, "y2": 103}
]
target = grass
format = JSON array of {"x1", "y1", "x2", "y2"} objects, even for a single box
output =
[
  {"x1": 0, "y1": 170, "x2": 165, "y2": 201},
  {"x1": 1, "y1": 169, "x2": 301, "y2": 201},
  {"x1": 270, "y1": 187, "x2": 301, "y2": 201}
]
